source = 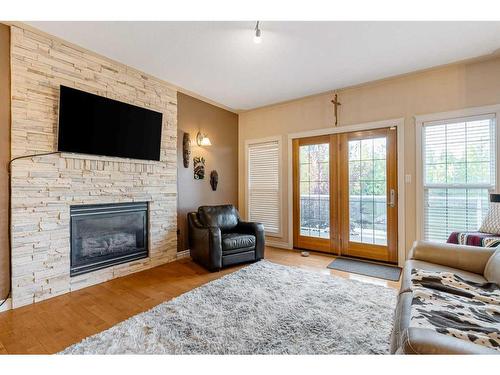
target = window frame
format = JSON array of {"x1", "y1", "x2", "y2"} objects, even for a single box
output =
[
  {"x1": 245, "y1": 135, "x2": 283, "y2": 238},
  {"x1": 415, "y1": 105, "x2": 500, "y2": 241}
]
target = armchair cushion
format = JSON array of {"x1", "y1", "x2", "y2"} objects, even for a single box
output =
[
  {"x1": 198, "y1": 205, "x2": 239, "y2": 231},
  {"x1": 236, "y1": 221, "x2": 265, "y2": 261},
  {"x1": 222, "y1": 233, "x2": 256, "y2": 251}
]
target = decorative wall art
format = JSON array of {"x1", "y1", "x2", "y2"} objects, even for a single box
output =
[
  {"x1": 210, "y1": 170, "x2": 219, "y2": 191},
  {"x1": 193, "y1": 156, "x2": 205, "y2": 180},
  {"x1": 182, "y1": 132, "x2": 191, "y2": 168}
]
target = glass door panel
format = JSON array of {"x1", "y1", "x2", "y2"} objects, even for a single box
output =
[
  {"x1": 293, "y1": 135, "x2": 336, "y2": 253},
  {"x1": 348, "y1": 137, "x2": 388, "y2": 245},
  {"x1": 299, "y1": 143, "x2": 330, "y2": 239},
  {"x1": 340, "y1": 128, "x2": 398, "y2": 263}
]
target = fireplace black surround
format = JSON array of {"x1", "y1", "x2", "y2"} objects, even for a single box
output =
[{"x1": 70, "y1": 202, "x2": 149, "y2": 276}]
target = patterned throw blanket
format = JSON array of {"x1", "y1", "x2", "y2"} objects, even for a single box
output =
[
  {"x1": 447, "y1": 231, "x2": 500, "y2": 247},
  {"x1": 409, "y1": 269, "x2": 500, "y2": 351}
]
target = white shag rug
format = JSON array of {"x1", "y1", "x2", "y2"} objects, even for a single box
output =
[{"x1": 61, "y1": 260, "x2": 397, "y2": 354}]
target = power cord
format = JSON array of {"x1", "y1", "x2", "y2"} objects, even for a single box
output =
[{"x1": 0, "y1": 151, "x2": 61, "y2": 309}]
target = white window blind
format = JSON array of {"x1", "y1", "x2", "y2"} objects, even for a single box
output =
[
  {"x1": 422, "y1": 114, "x2": 496, "y2": 241},
  {"x1": 247, "y1": 140, "x2": 281, "y2": 235}
]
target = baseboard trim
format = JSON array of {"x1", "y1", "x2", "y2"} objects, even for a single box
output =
[
  {"x1": 176, "y1": 249, "x2": 191, "y2": 259},
  {"x1": 266, "y1": 240, "x2": 293, "y2": 250},
  {"x1": 0, "y1": 298, "x2": 12, "y2": 312}
]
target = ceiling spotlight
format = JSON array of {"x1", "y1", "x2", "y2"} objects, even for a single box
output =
[{"x1": 253, "y1": 21, "x2": 262, "y2": 44}]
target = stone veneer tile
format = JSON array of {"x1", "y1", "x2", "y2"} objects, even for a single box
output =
[{"x1": 10, "y1": 25, "x2": 178, "y2": 308}]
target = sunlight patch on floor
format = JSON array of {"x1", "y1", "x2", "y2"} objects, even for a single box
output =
[{"x1": 348, "y1": 273, "x2": 388, "y2": 287}]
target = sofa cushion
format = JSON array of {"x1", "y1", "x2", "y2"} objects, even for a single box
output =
[
  {"x1": 400, "y1": 260, "x2": 487, "y2": 294},
  {"x1": 198, "y1": 205, "x2": 239, "y2": 231},
  {"x1": 409, "y1": 241, "x2": 495, "y2": 275},
  {"x1": 400, "y1": 327, "x2": 497, "y2": 354},
  {"x1": 409, "y1": 269, "x2": 500, "y2": 352},
  {"x1": 485, "y1": 248, "x2": 500, "y2": 284},
  {"x1": 392, "y1": 291, "x2": 497, "y2": 354},
  {"x1": 222, "y1": 233, "x2": 256, "y2": 251}
]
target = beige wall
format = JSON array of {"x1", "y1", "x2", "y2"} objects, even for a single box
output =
[
  {"x1": 0, "y1": 24, "x2": 10, "y2": 300},
  {"x1": 177, "y1": 92, "x2": 238, "y2": 252},
  {"x1": 238, "y1": 56, "x2": 500, "y2": 257}
]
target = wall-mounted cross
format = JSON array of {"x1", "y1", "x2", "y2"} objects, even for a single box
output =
[{"x1": 331, "y1": 93, "x2": 341, "y2": 127}]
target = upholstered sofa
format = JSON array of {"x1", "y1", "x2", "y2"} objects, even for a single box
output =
[
  {"x1": 391, "y1": 241, "x2": 500, "y2": 354},
  {"x1": 188, "y1": 205, "x2": 265, "y2": 271}
]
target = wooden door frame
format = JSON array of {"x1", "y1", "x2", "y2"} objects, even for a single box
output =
[
  {"x1": 338, "y1": 127, "x2": 398, "y2": 263},
  {"x1": 287, "y1": 118, "x2": 406, "y2": 267}
]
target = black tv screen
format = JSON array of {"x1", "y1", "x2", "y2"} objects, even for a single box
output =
[{"x1": 58, "y1": 86, "x2": 163, "y2": 161}]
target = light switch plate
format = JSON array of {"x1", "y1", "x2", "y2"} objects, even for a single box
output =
[{"x1": 405, "y1": 174, "x2": 412, "y2": 183}]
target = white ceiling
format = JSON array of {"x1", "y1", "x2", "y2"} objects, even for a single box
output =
[{"x1": 27, "y1": 21, "x2": 500, "y2": 111}]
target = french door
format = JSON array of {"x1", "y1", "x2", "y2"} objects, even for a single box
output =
[
  {"x1": 293, "y1": 135, "x2": 338, "y2": 253},
  {"x1": 292, "y1": 127, "x2": 398, "y2": 263}
]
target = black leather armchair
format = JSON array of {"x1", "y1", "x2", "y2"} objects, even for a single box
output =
[{"x1": 188, "y1": 205, "x2": 265, "y2": 271}]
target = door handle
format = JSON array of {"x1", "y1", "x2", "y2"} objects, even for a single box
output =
[{"x1": 388, "y1": 189, "x2": 396, "y2": 208}]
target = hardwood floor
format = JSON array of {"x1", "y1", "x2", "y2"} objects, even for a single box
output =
[{"x1": 0, "y1": 247, "x2": 400, "y2": 354}]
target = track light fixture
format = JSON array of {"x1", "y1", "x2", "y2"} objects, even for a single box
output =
[{"x1": 253, "y1": 21, "x2": 262, "y2": 44}]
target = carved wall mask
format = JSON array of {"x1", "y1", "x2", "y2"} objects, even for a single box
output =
[
  {"x1": 210, "y1": 170, "x2": 218, "y2": 191},
  {"x1": 182, "y1": 132, "x2": 191, "y2": 168}
]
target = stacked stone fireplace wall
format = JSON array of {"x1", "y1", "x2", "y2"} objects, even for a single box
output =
[{"x1": 9, "y1": 25, "x2": 178, "y2": 308}]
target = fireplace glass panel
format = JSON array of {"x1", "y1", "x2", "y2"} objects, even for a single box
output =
[{"x1": 70, "y1": 202, "x2": 148, "y2": 276}]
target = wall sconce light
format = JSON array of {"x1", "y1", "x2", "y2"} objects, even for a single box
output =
[{"x1": 196, "y1": 131, "x2": 212, "y2": 146}]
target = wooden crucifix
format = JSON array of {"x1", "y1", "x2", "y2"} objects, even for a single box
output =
[{"x1": 331, "y1": 93, "x2": 341, "y2": 127}]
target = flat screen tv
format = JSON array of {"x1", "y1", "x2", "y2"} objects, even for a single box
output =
[{"x1": 58, "y1": 85, "x2": 163, "y2": 161}]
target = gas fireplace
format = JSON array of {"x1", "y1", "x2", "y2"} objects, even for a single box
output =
[{"x1": 70, "y1": 202, "x2": 149, "y2": 276}]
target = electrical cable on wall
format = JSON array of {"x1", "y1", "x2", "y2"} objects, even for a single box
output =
[{"x1": 0, "y1": 151, "x2": 61, "y2": 309}]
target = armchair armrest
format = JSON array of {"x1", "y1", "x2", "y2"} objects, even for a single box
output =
[
  {"x1": 188, "y1": 212, "x2": 222, "y2": 271},
  {"x1": 236, "y1": 221, "x2": 265, "y2": 260},
  {"x1": 236, "y1": 221, "x2": 264, "y2": 235},
  {"x1": 409, "y1": 240, "x2": 495, "y2": 275}
]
